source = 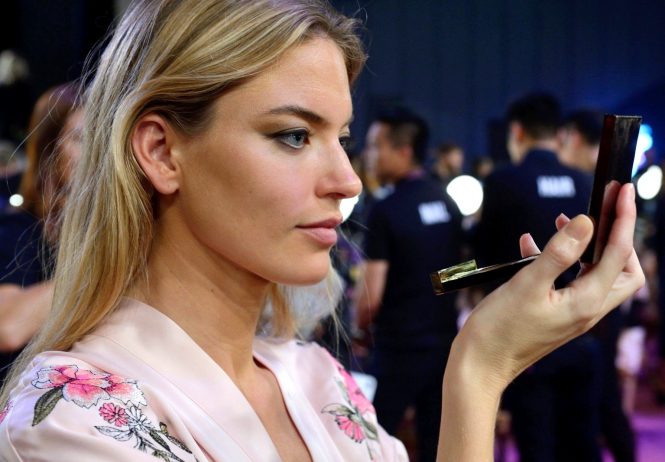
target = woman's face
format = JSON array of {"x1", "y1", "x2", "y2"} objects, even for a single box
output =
[{"x1": 170, "y1": 37, "x2": 361, "y2": 286}]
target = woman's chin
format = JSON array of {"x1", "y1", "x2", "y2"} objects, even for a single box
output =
[{"x1": 274, "y1": 261, "x2": 331, "y2": 287}]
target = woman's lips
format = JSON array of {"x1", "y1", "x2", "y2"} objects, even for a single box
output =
[{"x1": 297, "y1": 218, "x2": 341, "y2": 246}]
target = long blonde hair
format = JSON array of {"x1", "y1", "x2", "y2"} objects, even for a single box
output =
[{"x1": 1, "y1": 0, "x2": 365, "y2": 402}]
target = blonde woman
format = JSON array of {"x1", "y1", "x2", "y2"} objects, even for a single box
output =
[{"x1": 0, "y1": 1, "x2": 643, "y2": 461}]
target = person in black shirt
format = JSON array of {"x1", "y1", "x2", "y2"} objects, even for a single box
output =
[
  {"x1": 560, "y1": 108, "x2": 636, "y2": 462},
  {"x1": 475, "y1": 93, "x2": 602, "y2": 462},
  {"x1": 355, "y1": 108, "x2": 464, "y2": 462}
]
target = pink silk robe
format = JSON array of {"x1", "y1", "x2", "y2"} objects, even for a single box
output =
[{"x1": 0, "y1": 299, "x2": 408, "y2": 461}]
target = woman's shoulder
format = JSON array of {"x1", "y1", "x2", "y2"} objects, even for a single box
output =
[{"x1": 0, "y1": 352, "x2": 197, "y2": 461}]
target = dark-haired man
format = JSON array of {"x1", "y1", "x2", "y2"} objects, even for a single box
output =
[
  {"x1": 475, "y1": 93, "x2": 600, "y2": 462},
  {"x1": 559, "y1": 109, "x2": 604, "y2": 173},
  {"x1": 475, "y1": 93, "x2": 593, "y2": 275},
  {"x1": 355, "y1": 108, "x2": 464, "y2": 462}
]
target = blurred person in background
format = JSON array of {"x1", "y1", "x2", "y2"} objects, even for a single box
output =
[
  {"x1": 475, "y1": 92, "x2": 600, "y2": 462},
  {"x1": 354, "y1": 107, "x2": 465, "y2": 462},
  {"x1": 472, "y1": 154, "x2": 494, "y2": 181},
  {"x1": 560, "y1": 107, "x2": 637, "y2": 462},
  {"x1": 651, "y1": 186, "x2": 665, "y2": 406},
  {"x1": 431, "y1": 142, "x2": 464, "y2": 189},
  {"x1": 0, "y1": 82, "x2": 82, "y2": 382},
  {"x1": 559, "y1": 109, "x2": 604, "y2": 174}
]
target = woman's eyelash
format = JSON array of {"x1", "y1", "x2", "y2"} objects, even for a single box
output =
[
  {"x1": 270, "y1": 130, "x2": 353, "y2": 153},
  {"x1": 273, "y1": 129, "x2": 309, "y2": 149},
  {"x1": 339, "y1": 135, "x2": 354, "y2": 153}
]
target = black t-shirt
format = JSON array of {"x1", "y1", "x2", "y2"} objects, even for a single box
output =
[
  {"x1": 363, "y1": 174, "x2": 464, "y2": 349},
  {"x1": 474, "y1": 149, "x2": 593, "y2": 286}
]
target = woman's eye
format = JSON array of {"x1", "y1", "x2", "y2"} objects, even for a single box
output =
[
  {"x1": 339, "y1": 135, "x2": 354, "y2": 153},
  {"x1": 276, "y1": 130, "x2": 309, "y2": 149}
]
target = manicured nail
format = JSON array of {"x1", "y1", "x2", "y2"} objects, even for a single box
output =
[
  {"x1": 563, "y1": 216, "x2": 588, "y2": 241},
  {"x1": 627, "y1": 183, "x2": 635, "y2": 200}
]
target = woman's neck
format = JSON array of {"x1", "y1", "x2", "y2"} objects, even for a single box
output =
[{"x1": 128, "y1": 229, "x2": 270, "y2": 383}]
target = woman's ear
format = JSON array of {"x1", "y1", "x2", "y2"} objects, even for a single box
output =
[{"x1": 132, "y1": 113, "x2": 181, "y2": 194}]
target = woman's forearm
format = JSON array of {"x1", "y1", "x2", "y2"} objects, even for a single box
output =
[
  {"x1": 437, "y1": 333, "x2": 506, "y2": 462},
  {"x1": 0, "y1": 281, "x2": 53, "y2": 351}
]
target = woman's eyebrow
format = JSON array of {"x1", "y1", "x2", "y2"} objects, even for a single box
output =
[{"x1": 264, "y1": 105, "x2": 353, "y2": 127}]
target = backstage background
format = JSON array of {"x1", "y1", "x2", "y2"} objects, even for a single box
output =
[
  {"x1": 2, "y1": 1, "x2": 665, "y2": 461},
  {"x1": 1, "y1": 0, "x2": 664, "y2": 163}
]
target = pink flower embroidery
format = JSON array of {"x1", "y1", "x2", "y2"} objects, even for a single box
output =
[
  {"x1": 99, "y1": 403, "x2": 128, "y2": 427},
  {"x1": 333, "y1": 412, "x2": 366, "y2": 442},
  {"x1": 0, "y1": 401, "x2": 12, "y2": 424},
  {"x1": 32, "y1": 365, "x2": 146, "y2": 408},
  {"x1": 29, "y1": 365, "x2": 195, "y2": 460},
  {"x1": 322, "y1": 355, "x2": 379, "y2": 459},
  {"x1": 336, "y1": 365, "x2": 374, "y2": 415}
]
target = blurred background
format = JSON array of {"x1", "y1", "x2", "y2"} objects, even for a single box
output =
[
  {"x1": 1, "y1": 1, "x2": 665, "y2": 461},
  {"x1": 1, "y1": 0, "x2": 663, "y2": 164}
]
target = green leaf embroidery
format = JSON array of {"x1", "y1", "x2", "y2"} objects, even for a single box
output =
[
  {"x1": 150, "y1": 428, "x2": 171, "y2": 451},
  {"x1": 32, "y1": 387, "x2": 64, "y2": 426},
  {"x1": 361, "y1": 416, "x2": 379, "y2": 441},
  {"x1": 94, "y1": 425, "x2": 133, "y2": 442},
  {"x1": 152, "y1": 450, "x2": 170, "y2": 462},
  {"x1": 160, "y1": 421, "x2": 193, "y2": 454},
  {"x1": 165, "y1": 433, "x2": 193, "y2": 454}
]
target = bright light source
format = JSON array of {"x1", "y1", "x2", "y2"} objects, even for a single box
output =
[
  {"x1": 633, "y1": 124, "x2": 653, "y2": 177},
  {"x1": 446, "y1": 175, "x2": 483, "y2": 216},
  {"x1": 340, "y1": 195, "x2": 359, "y2": 222},
  {"x1": 8, "y1": 194, "x2": 23, "y2": 207},
  {"x1": 636, "y1": 165, "x2": 662, "y2": 200}
]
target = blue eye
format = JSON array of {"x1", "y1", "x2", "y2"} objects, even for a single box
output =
[
  {"x1": 276, "y1": 130, "x2": 309, "y2": 149},
  {"x1": 339, "y1": 135, "x2": 354, "y2": 153}
]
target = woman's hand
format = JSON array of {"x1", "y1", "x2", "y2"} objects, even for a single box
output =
[
  {"x1": 437, "y1": 183, "x2": 644, "y2": 461},
  {"x1": 468, "y1": 183, "x2": 643, "y2": 385}
]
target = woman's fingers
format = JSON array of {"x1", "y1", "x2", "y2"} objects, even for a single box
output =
[
  {"x1": 555, "y1": 213, "x2": 571, "y2": 231},
  {"x1": 519, "y1": 233, "x2": 540, "y2": 258},
  {"x1": 515, "y1": 215, "x2": 593, "y2": 293},
  {"x1": 568, "y1": 184, "x2": 644, "y2": 317}
]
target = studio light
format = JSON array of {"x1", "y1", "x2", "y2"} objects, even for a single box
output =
[{"x1": 446, "y1": 175, "x2": 483, "y2": 216}]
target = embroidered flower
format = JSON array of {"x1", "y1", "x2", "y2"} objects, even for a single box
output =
[
  {"x1": 99, "y1": 403, "x2": 128, "y2": 427},
  {"x1": 337, "y1": 366, "x2": 374, "y2": 415},
  {"x1": 0, "y1": 401, "x2": 12, "y2": 424},
  {"x1": 29, "y1": 365, "x2": 195, "y2": 460},
  {"x1": 32, "y1": 365, "x2": 146, "y2": 409},
  {"x1": 328, "y1": 407, "x2": 367, "y2": 442},
  {"x1": 126, "y1": 405, "x2": 151, "y2": 432},
  {"x1": 322, "y1": 358, "x2": 379, "y2": 459},
  {"x1": 95, "y1": 405, "x2": 195, "y2": 460},
  {"x1": 30, "y1": 364, "x2": 146, "y2": 427}
]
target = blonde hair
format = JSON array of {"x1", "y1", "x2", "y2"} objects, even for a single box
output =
[{"x1": 1, "y1": 0, "x2": 365, "y2": 403}]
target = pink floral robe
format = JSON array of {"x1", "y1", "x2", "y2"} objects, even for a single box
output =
[{"x1": 0, "y1": 298, "x2": 408, "y2": 461}]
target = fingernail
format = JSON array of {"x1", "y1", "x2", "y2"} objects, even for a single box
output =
[
  {"x1": 627, "y1": 183, "x2": 635, "y2": 200},
  {"x1": 563, "y1": 216, "x2": 588, "y2": 241}
]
